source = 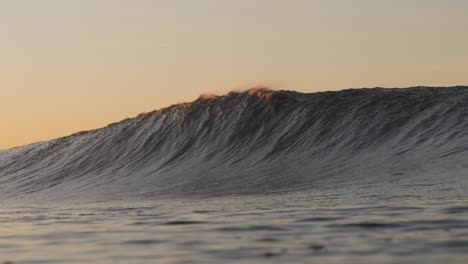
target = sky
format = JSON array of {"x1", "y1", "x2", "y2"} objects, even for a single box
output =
[{"x1": 1, "y1": 0, "x2": 468, "y2": 150}]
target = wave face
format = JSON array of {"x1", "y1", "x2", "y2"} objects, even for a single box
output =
[{"x1": 2, "y1": 87, "x2": 468, "y2": 201}]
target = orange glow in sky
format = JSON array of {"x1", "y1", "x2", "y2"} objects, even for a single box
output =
[{"x1": 1, "y1": 0, "x2": 468, "y2": 150}]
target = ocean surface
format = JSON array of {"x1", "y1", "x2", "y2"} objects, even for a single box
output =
[{"x1": 1, "y1": 87, "x2": 468, "y2": 263}]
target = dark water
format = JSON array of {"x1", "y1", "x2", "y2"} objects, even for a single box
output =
[{"x1": 2, "y1": 87, "x2": 468, "y2": 262}]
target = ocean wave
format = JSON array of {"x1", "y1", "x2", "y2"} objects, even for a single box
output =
[{"x1": 2, "y1": 87, "x2": 468, "y2": 200}]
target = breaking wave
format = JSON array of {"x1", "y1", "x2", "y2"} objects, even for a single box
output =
[{"x1": 2, "y1": 87, "x2": 468, "y2": 201}]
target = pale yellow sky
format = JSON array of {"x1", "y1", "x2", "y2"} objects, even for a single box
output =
[{"x1": 1, "y1": 0, "x2": 468, "y2": 150}]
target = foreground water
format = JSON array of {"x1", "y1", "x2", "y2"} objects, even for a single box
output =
[{"x1": 2, "y1": 181, "x2": 468, "y2": 264}]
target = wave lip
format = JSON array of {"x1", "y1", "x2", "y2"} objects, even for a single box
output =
[{"x1": 2, "y1": 86, "x2": 468, "y2": 200}]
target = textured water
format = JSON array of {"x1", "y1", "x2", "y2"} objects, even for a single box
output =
[
  {"x1": 2, "y1": 185, "x2": 468, "y2": 264},
  {"x1": 3, "y1": 87, "x2": 468, "y2": 262}
]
